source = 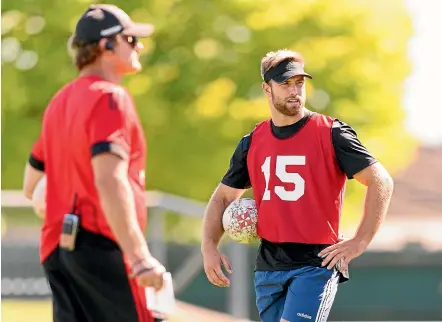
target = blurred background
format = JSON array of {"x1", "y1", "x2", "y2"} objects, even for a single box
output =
[{"x1": 1, "y1": 0, "x2": 441, "y2": 321}]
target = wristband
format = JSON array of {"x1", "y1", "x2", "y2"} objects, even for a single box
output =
[
  {"x1": 129, "y1": 260, "x2": 153, "y2": 278},
  {"x1": 130, "y1": 259, "x2": 145, "y2": 269},
  {"x1": 131, "y1": 267, "x2": 154, "y2": 278}
]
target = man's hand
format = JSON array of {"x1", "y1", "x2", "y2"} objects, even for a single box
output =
[
  {"x1": 202, "y1": 247, "x2": 232, "y2": 288},
  {"x1": 318, "y1": 237, "x2": 368, "y2": 272},
  {"x1": 132, "y1": 257, "x2": 166, "y2": 291},
  {"x1": 319, "y1": 162, "x2": 393, "y2": 273},
  {"x1": 201, "y1": 183, "x2": 245, "y2": 288}
]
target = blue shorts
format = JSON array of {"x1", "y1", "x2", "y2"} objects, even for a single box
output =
[{"x1": 255, "y1": 266, "x2": 340, "y2": 322}]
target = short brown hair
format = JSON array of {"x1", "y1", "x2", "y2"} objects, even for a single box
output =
[
  {"x1": 67, "y1": 35, "x2": 116, "y2": 70},
  {"x1": 260, "y1": 49, "x2": 305, "y2": 81}
]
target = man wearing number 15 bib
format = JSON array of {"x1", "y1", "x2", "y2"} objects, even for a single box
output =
[{"x1": 201, "y1": 49, "x2": 394, "y2": 322}]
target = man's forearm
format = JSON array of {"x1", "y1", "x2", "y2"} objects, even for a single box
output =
[
  {"x1": 355, "y1": 174, "x2": 394, "y2": 246},
  {"x1": 201, "y1": 196, "x2": 228, "y2": 252},
  {"x1": 96, "y1": 176, "x2": 150, "y2": 264},
  {"x1": 23, "y1": 164, "x2": 45, "y2": 200}
]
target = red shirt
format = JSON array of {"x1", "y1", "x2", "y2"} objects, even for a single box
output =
[
  {"x1": 30, "y1": 75, "x2": 147, "y2": 263},
  {"x1": 247, "y1": 113, "x2": 346, "y2": 244}
]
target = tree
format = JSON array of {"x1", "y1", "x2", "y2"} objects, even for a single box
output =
[{"x1": 1, "y1": 0, "x2": 415, "y2": 230}]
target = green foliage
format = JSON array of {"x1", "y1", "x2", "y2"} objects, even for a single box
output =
[{"x1": 1, "y1": 0, "x2": 416, "y2": 226}]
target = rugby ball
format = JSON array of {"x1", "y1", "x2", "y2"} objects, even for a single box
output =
[{"x1": 222, "y1": 198, "x2": 259, "y2": 244}]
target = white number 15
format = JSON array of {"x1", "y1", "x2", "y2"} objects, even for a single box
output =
[{"x1": 261, "y1": 156, "x2": 306, "y2": 201}]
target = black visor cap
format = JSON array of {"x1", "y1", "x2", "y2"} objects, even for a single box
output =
[{"x1": 263, "y1": 60, "x2": 312, "y2": 83}]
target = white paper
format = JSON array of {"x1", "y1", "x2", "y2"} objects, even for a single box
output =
[{"x1": 145, "y1": 272, "x2": 176, "y2": 315}]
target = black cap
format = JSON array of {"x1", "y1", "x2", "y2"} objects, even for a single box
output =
[
  {"x1": 263, "y1": 60, "x2": 312, "y2": 83},
  {"x1": 73, "y1": 4, "x2": 154, "y2": 44}
]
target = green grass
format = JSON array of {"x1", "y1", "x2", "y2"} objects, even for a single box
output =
[
  {"x1": 1, "y1": 299, "x2": 203, "y2": 322},
  {"x1": 2, "y1": 300, "x2": 52, "y2": 322},
  {"x1": 1, "y1": 207, "x2": 42, "y2": 226}
]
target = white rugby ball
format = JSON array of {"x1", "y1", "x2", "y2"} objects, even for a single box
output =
[
  {"x1": 222, "y1": 198, "x2": 259, "y2": 244},
  {"x1": 32, "y1": 176, "x2": 46, "y2": 218}
]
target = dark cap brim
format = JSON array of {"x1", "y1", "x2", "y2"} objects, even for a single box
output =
[
  {"x1": 123, "y1": 23, "x2": 155, "y2": 38},
  {"x1": 272, "y1": 71, "x2": 313, "y2": 83}
]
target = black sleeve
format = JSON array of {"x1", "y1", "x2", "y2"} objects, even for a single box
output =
[
  {"x1": 29, "y1": 154, "x2": 45, "y2": 172},
  {"x1": 332, "y1": 120, "x2": 378, "y2": 179},
  {"x1": 90, "y1": 141, "x2": 129, "y2": 160},
  {"x1": 221, "y1": 134, "x2": 252, "y2": 189}
]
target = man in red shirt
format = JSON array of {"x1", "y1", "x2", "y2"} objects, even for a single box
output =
[
  {"x1": 23, "y1": 4, "x2": 166, "y2": 322},
  {"x1": 202, "y1": 49, "x2": 394, "y2": 321}
]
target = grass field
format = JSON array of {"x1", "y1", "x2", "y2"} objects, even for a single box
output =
[
  {"x1": 1, "y1": 299, "x2": 247, "y2": 322},
  {"x1": 2, "y1": 300, "x2": 52, "y2": 322},
  {"x1": 2, "y1": 300, "x2": 417, "y2": 322}
]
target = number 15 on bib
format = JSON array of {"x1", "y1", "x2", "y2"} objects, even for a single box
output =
[{"x1": 261, "y1": 155, "x2": 306, "y2": 201}]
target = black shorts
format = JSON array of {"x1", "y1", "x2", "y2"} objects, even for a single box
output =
[{"x1": 42, "y1": 228, "x2": 164, "y2": 322}]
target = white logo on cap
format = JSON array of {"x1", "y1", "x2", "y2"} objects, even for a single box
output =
[
  {"x1": 86, "y1": 8, "x2": 105, "y2": 20},
  {"x1": 100, "y1": 25, "x2": 123, "y2": 36}
]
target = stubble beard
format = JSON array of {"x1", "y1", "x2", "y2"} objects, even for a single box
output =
[{"x1": 271, "y1": 92, "x2": 305, "y2": 117}]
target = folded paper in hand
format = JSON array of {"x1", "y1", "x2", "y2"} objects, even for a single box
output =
[{"x1": 145, "y1": 272, "x2": 176, "y2": 316}]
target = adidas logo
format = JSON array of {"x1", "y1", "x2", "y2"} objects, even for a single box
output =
[{"x1": 297, "y1": 313, "x2": 312, "y2": 319}]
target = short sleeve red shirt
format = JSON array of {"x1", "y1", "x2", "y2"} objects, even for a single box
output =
[{"x1": 31, "y1": 75, "x2": 147, "y2": 263}]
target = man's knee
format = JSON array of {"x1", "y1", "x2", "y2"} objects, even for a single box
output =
[{"x1": 280, "y1": 319, "x2": 289, "y2": 322}]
